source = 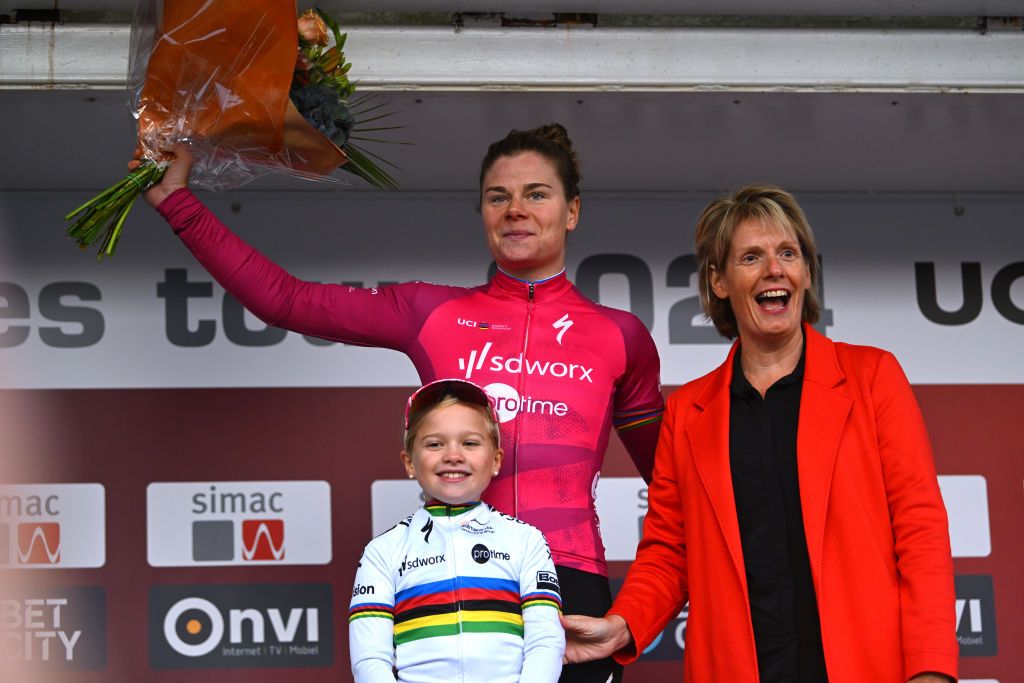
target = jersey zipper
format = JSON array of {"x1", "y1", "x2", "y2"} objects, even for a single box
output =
[
  {"x1": 513, "y1": 282, "x2": 535, "y2": 518},
  {"x1": 447, "y1": 512, "x2": 465, "y2": 683}
]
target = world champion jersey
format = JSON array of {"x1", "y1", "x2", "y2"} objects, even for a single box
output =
[
  {"x1": 349, "y1": 501, "x2": 564, "y2": 683},
  {"x1": 160, "y1": 189, "x2": 665, "y2": 575}
]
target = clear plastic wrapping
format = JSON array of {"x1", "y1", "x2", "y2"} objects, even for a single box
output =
[{"x1": 127, "y1": 0, "x2": 348, "y2": 191}]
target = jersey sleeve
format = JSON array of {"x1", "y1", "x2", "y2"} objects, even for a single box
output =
[
  {"x1": 611, "y1": 312, "x2": 665, "y2": 483},
  {"x1": 517, "y1": 526, "x2": 565, "y2": 683},
  {"x1": 156, "y1": 188, "x2": 434, "y2": 351},
  {"x1": 349, "y1": 541, "x2": 399, "y2": 683}
]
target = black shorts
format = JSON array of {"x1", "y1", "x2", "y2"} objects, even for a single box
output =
[{"x1": 556, "y1": 565, "x2": 624, "y2": 683}]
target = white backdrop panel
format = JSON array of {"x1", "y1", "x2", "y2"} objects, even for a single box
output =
[{"x1": 1, "y1": 190, "x2": 1021, "y2": 388}]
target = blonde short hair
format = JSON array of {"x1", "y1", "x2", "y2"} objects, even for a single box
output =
[
  {"x1": 694, "y1": 184, "x2": 821, "y2": 339},
  {"x1": 403, "y1": 396, "x2": 501, "y2": 453}
]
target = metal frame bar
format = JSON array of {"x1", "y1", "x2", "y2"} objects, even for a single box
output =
[{"x1": 2, "y1": 23, "x2": 1022, "y2": 92}]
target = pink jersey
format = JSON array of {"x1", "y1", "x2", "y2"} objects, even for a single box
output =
[{"x1": 159, "y1": 189, "x2": 664, "y2": 575}]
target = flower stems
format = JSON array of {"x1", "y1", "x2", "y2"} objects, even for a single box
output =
[{"x1": 65, "y1": 160, "x2": 166, "y2": 259}]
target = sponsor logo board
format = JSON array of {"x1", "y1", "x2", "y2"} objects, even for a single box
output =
[
  {"x1": 597, "y1": 475, "x2": 988, "y2": 562},
  {"x1": 956, "y1": 575, "x2": 997, "y2": 657},
  {"x1": 938, "y1": 475, "x2": 991, "y2": 557},
  {"x1": 146, "y1": 481, "x2": 331, "y2": 567},
  {"x1": 594, "y1": 477, "x2": 649, "y2": 561},
  {"x1": 0, "y1": 484, "x2": 105, "y2": 569},
  {"x1": 370, "y1": 481, "x2": 423, "y2": 537},
  {"x1": 0, "y1": 586, "x2": 107, "y2": 669},
  {"x1": 149, "y1": 583, "x2": 332, "y2": 669}
]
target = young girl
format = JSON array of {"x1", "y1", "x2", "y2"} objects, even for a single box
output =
[{"x1": 349, "y1": 379, "x2": 565, "y2": 682}]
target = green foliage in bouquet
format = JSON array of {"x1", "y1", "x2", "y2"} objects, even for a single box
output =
[{"x1": 293, "y1": 8, "x2": 402, "y2": 190}]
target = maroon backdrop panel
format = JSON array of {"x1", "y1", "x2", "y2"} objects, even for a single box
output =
[{"x1": 2, "y1": 384, "x2": 1018, "y2": 681}]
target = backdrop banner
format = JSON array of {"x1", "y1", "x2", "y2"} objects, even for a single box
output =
[
  {"x1": 2, "y1": 191, "x2": 1022, "y2": 388},
  {"x1": 1, "y1": 190, "x2": 1020, "y2": 681}
]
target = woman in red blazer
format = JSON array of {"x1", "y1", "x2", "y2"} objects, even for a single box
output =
[{"x1": 563, "y1": 185, "x2": 957, "y2": 682}]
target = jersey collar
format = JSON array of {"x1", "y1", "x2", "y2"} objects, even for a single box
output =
[
  {"x1": 489, "y1": 268, "x2": 573, "y2": 303},
  {"x1": 424, "y1": 499, "x2": 483, "y2": 517}
]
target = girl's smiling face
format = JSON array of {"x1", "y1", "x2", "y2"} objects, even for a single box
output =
[{"x1": 401, "y1": 402, "x2": 503, "y2": 505}]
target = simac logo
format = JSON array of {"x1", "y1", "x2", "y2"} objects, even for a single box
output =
[
  {"x1": 241, "y1": 519, "x2": 285, "y2": 561},
  {"x1": 0, "y1": 484, "x2": 105, "y2": 570},
  {"x1": 147, "y1": 482, "x2": 331, "y2": 567},
  {"x1": 17, "y1": 522, "x2": 61, "y2": 565}
]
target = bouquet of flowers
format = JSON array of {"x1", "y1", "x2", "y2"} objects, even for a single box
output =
[{"x1": 66, "y1": 0, "x2": 399, "y2": 259}]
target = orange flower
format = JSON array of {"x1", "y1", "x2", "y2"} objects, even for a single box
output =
[{"x1": 297, "y1": 9, "x2": 328, "y2": 46}]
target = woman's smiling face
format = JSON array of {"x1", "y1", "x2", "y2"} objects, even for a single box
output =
[
  {"x1": 480, "y1": 151, "x2": 580, "y2": 281},
  {"x1": 710, "y1": 218, "x2": 812, "y2": 348}
]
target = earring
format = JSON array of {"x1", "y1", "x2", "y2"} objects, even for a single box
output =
[{"x1": 408, "y1": 473, "x2": 415, "y2": 479}]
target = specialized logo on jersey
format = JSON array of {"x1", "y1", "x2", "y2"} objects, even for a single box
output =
[
  {"x1": 0, "y1": 484, "x2": 105, "y2": 569},
  {"x1": 457, "y1": 342, "x2": 594, "y2": 383},
  {"x1": 147, "y1": 481, "x2": 331, "y2": 567},
  {"x1": 484, "y1": 382, "x2": 570, "y2": 424},
  {"x1": 552, "y1": 313, "x2": 573, "y2": 345}
]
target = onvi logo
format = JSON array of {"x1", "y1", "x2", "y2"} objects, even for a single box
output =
[{"x1": 483, "y1": 383, "x2": 570, "y2": 424}]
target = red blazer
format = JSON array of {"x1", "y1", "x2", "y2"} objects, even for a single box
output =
[{"x1": 610, "y1": 325, "x2": 957, "y2": 682}]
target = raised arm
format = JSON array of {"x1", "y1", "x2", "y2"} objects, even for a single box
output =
[{"x1": 135, "y1": 145, "x2": 429, "y2": 350}]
